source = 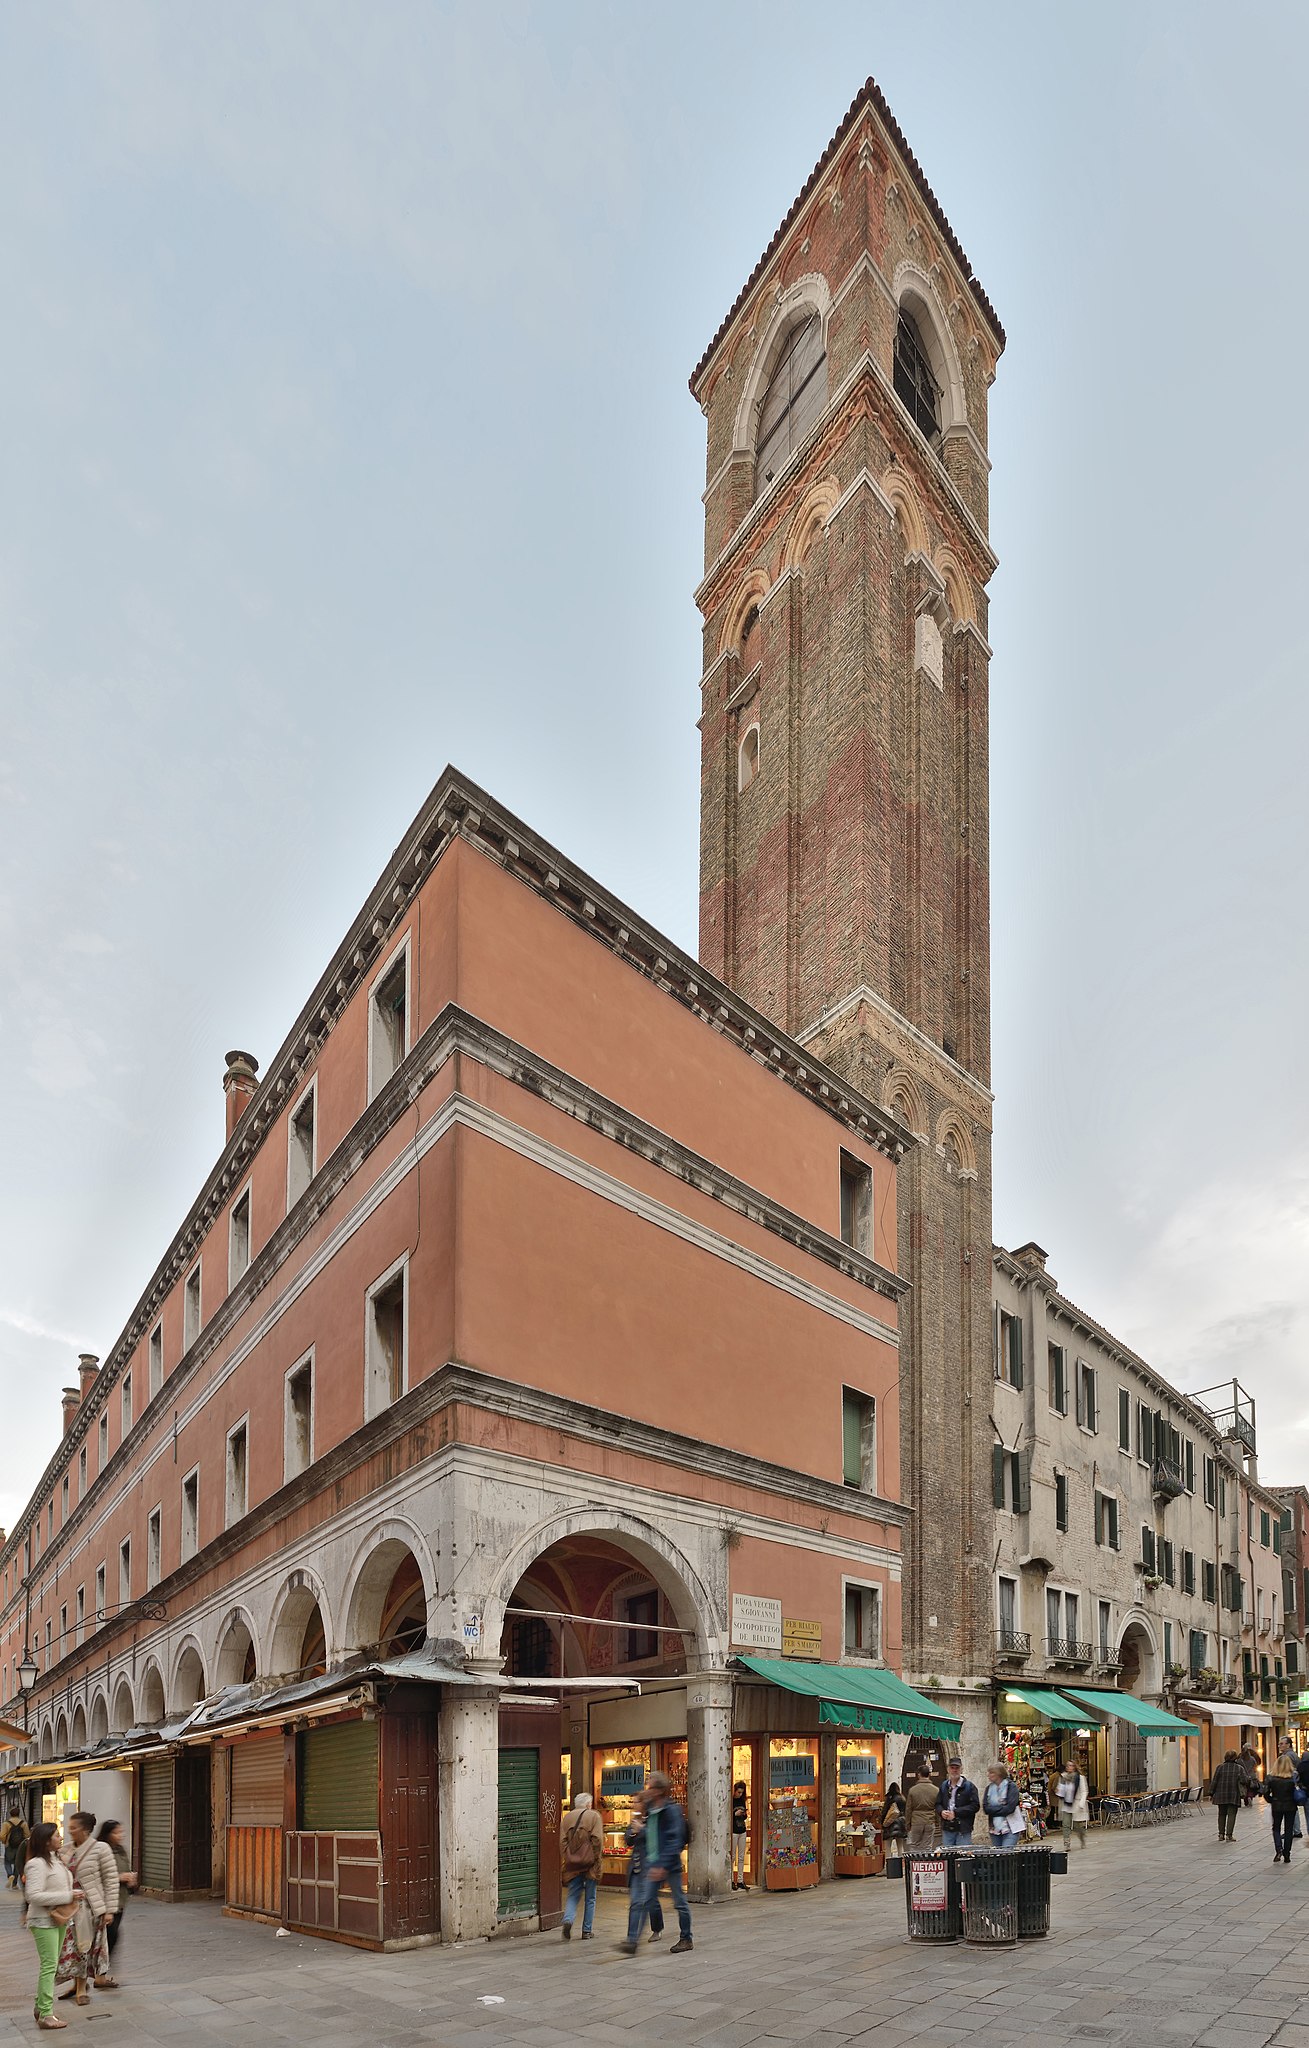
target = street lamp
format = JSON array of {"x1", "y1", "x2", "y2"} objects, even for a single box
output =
[{"x1": 17, "y1": 1653, "x2": 39, "y2": 1694}]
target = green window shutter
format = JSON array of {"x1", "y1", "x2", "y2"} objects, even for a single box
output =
[
  {"x1": 1009, "y1": 1317, "x2": 1024, "y2": 1391},
  {"x1": 1094, "y1": 1494, "x2": 1103, "y2": 1546},
  {"x1": 1087, "y1": 1368, "x2": 1098, "y2": 1433},
  {"x1": 992, "y1": 1443, "x2": 1006, "y2": 1509},
  {"x1": 1185, "y1": 1440, "x2": 1194, "y2": 1492},
  {"x1": 1016, "y1": 1449, "x2": 1031, "y2": 1515},
  {"x1": 1142, "y1": 1526, "x2": 1156, "y2": 1573},
  {"x1": 1118, "y1": 1388, "x2": 1130, "y2": 1450},
  {"x1": 842, "y1": 1393, "x2": 863, "y2": 1488},
  {"x1": 1109, "y1": 1499, "x2": 1119, "y2": 1551}
]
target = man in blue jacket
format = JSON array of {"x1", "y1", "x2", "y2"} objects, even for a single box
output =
[
  {"x1": 619, "y1": 1773, "x2": 693, "y2": 1954},
  {"x1": 936, "y1": 1758, "x2": 981, "y2": 1847}
]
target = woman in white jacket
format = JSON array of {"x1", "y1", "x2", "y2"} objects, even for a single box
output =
[
  {"x1": 58, "y1": 1811, "x2": 120, "y2": 2006},
  {"x1": 22, "y1": 1822, "x2": 74, "y2": 2031},
  {"x1": 1056, "y1": 1763, "x2": 1090, "y2": 1850}
]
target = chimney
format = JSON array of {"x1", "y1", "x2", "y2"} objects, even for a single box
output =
[
  {"x1": 1012, "y1": 1241, "x2": 1049, "y2": 1273},
  {"x1": 78, "y1": 1353, "x2": 99, "y2": 1399},
  {"x1": 223, "y1": 1050, "x2": 260, "y2": 1140},
  {"x1": 62, "y1": 1386, "x2": 81, "y2": 1435}
]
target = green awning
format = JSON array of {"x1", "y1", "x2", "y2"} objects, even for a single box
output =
[
  {"x1": 735, "y1": 1657, "x2": 962, "y2": 1739},
  {"x1": 1060, "y1": 1688, "x2": 1195, "y2": 1738},
  {"x1": 998, "y1": 1685, "x2": 1088, "y2": 1730}
]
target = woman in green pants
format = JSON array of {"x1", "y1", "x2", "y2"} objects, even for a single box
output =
[{"x1": 23, "y1": 1823, "x2": 75, "y2": 2030}]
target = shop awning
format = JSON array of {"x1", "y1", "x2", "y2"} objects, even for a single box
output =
[
  {"x1": 1178, "y1": 1698, "x2": 1274, "y2": 1729},
  {"x1": 1059, "y1": 1688, "x2": 1195, "y2": 1737},
  {"x1": 735, "y1": 1657, "x2": 962, "y2": 1739},
  {"x1": 999, "y1": 1685, "x2": 1089, "y2": 1730}
]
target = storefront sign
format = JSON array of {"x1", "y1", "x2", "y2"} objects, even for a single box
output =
[
  {"x1": 910, "y1": 1859, "x2": 948, "y2": 1911},
  {"x1": 731, "y1": 1595, "x2": 783, "y2": 1651},
  {"x1": 838, "y1": 1756, "x2": 882, "y2": 1784},
  {"x1": 1297, "y1": 1691, "x2": 1309, "y2": 1711},
  {"x1": 600, "y1": 1764, "x2": 646, "y2": 1797},
  {"x1": 782, "y1": 1618, "x2": 822, "y2": 1660},
  {"x1": 769, "y1": 1754, "x2": 816, "y2": 1788}
]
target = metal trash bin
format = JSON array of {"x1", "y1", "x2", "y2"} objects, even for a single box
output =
[
  {"x1": 1014, "y1": 1843, "x2": 1051, "y2": 1939},
  {"x1": 901, "y1": 1850, "x2": 962, "y2": 1941},
  {"x1": 956, "y1": 1848, "x2": 1019, "y2": 1947}
]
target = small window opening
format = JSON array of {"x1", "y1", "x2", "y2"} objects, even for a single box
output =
[
  {"x1": 118, "y1": 1537, "x2": 132, "y2": 1607},
  {"x1": 98, "y1": 1411, "x2": 108, "y2": 1473},
  {"x1": 623, "y1": 1588, "x2": 660, "y2": 1663},
  {"x1": 755, "y1": 313, "x2": 827, "y2": 496},
  {"x1": 893, "y1": 311, "x2": 941, "y2": 443},
  {"x1": 78, "y1": 1446, "x2": 87, "y2": 1498},
  {"x1": 94, "y1": 1562, "x2": 106, "y2": 1625},
  {"x1": 147, "y1": 1506, "x2": 161, "y2": 1589},
  {"x1": 738, "y1": 724, "x2": 760, "y2": 791},
  {"x1": 60, "y1": 1475, "x2": 69, "y2": 1523},
  {"x1": 288, "y1": 1085, "x2": 317, "y2": 1206},
  {"x1": 369, "y1": 951, "x2": 409, "y2": 1100},
  {"x1": 842, "y1": 1388, "x2": 876, "y2": 1490},
  {"x1": 229, "y1": 1188, "x2": 251, "y2": 1286},
  {"x1": 184, "y1": 1263, "x2": 202, "y2": 1349},
  {"x1": 844, "y1": 1583, "x2": 880, "y2": 1657},
  {"x1": 75, "y1": 1585, "x2": 84, "y2": 1647},
  {"x1": 181, "y1": 1469, "x2": 199, "y2": 1562},
  {"x1": 226, "y1": 1422, "x2": 248, "y2": 1527},
  {"x1": 285, "y1": 1357, "x2": 313, "y2": 1481},
  {"x1": 839, "y1": 1151, "x2": 873, "y2": 1255},
  {"x1": 366, "y1": 1267, "x2": 407, "y2": 1419},
  {"x1": 121, "y1": 1371, "x2": 133, "y2": 1436},
  {"x1": 148, "y1": 1322, "x2": 163, "y2": 1400}
]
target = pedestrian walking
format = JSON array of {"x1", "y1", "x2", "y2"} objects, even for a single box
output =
[
  {"x1": 1262, "y1": 1755, "x2": 1299, "y2": 1863},
  {"x1": 1211, "y1": 1750, "x2": 1245, "y2": 1841},
  {"x1": 981, "y1": 1764, "x2": 1023, "y2": 1850},
  {"x1": 731, "y1": 1779, "x2": 750, "y2": 1889},
  {"x1": 936, "y1": 1759, "x2": 980, "y2": 1847},
  {"x1": 618, "y1": 1771, "x2": 692, "y2": 1955},
  {"x1": 21, "y1": 1822, "x2": 75, "y2": 2032},
  {"x1": 624, "y1": 1789, "x2": 664, "y2": 1943},
  {"x1": 878, "y1": 1781, "x2": 907, "y2": 1848},
  {"x1": 94, "y1": 1820, "x2": 136, "y2": 1983},
  {"x1": 56, "y1": 1812, "x2": 118, "y2": 2006},
  {"x1": 3, "y1": 1807, "x2": 28, "y2": 1888},
  {"x1": 904, "y1": 1768, "x2": 940, "y2": 1850},
  {"x1": 1239, "y1": 1745, "x2": 1260, "y2": 1806},
  {"x1": 558, "y1": 1791, "x2": 603, "y2": 1941},
  {"x1": 1055, "y1": 1763, "x2": 1089, "y2": 1851}
]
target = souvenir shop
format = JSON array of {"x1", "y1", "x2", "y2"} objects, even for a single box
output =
[{"x1": 997, "y1": 1687, "x2": 1103, "y2": 1824}]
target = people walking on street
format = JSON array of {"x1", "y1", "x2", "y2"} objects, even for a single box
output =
[
  {"x1": 731, "y1": 1780, "x2": 750, "y2": 1889},
  {"x1": 1262, "y1": 1754, "x2": 1299, "y2": 1863},
  {"x1": 936, "y1": 1759, "x2": 980, "y2": 1847},
  {"x1": 56, "y1": 1811, "x2": 118, "y2": 2005},
  {"x1": 93, "y1": 1820, "x2": 135, "y2": 1982},
  {"x1": 3, "y1": 1807, "x2": 28, "y2": 1888},
  {"x1": 1212, "y1": 1750, "x2": 1246, "y2": 1841},
  {"x1": 1056, "y1": 1763, "x2": 1090, "y2": 1851},
  {"x1": 559, "y1": 1791, "x2": 603, "y2": 1941},
  {"x1": 21, "y1": 1822, "x2": 74, "y2": 2032},
  {"x1": 904, "y1": 1768, "x2": 940, "y2": 1850},
  {"x1": 619, "y1": 1772, "x2": 692, "y2": 1955},
  {"x1": 624, "y1": 1789, "x2": 664, "y2": 1942},
  {"x1": 878, "y1": 1782, "x2": 907, "y2": 1848},
  {"x1": 982, "y1": 1764, "x2": 1023, "y2": 1849},
  {"x1": 1239, "y1": 1745, "x2": 1260, "y2": 1806}
]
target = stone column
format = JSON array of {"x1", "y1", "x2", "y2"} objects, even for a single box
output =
[
  {"x1": 437, "y1": 1681, "x2": 500, "y2": 1942},
  {"x1": 685, "y1": 1670, "x2": 732, "y2": 1900},
  {"x1": 819, "y1": 1730, "x2": 837, "y2": 1879}
]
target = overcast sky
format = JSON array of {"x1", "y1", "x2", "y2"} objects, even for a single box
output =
[{"x1": 2, "y1": 2, "x2": 1307, "y2": 1539}]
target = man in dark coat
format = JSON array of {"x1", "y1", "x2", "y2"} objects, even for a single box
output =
[
  {"x1": 1211, "y1": 1751, "x2": 1246, "y2": 1841},
  {"x1": 936, "y1": 1759, "x2": 981, "y2": 1847}
]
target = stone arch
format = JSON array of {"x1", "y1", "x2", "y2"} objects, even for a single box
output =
[
  {"x1": 88, "y1": 1691, "x2": 109, "y2": 1746},
  {"x1": 893, "y1": 260, "x2": 968, "y2": 434},
  {"x1": 718, "y1": 568, "x2": 771, "y2": 659},
  {"x1": 171, "y1": 1640, "x2": 207, "y2": 1713},
  {"x1": 781, "y1": 475, "x2": 841, "y2": 573},
  {"x1": 482, "y1": 1506, "x2": 721, "y2": 1670},
  {"x1": 935, "y1": 1110, "x2": 977, "y2": 1177},
  {"x1": 138, "y1": 1660, "x2": 165, "y2": 1725},
  {"x1": 341, "y1": 1522, "x2": 438, "y2": 1657},
  {"x1": 268, "y1": 1569, "x2": 333, "y2": 1679},
  {"x1": 214, "y1": 1607, "x2": 259, "y2": 1689},
  {"x1": 933, "y1": 544, "x2": 976, "y2": 629},
  {"x1": 70, "y1": 1702, "x2": 88, "y2": 1752},
  {"x1": 39, "y1": 1719, "x2": 54, "y2": 1762},
  {"x1": 883, "y1": 1064, "x2": 927, "y2": 1138},
  {"x1": 880, "y1": 466, "x2": 930, "y2": 558},
  {"x1": 731, "y1": 273, "x2": 833, "y2": 456},
  {"x1": 54, "y1": 1710, "x2": 69, "y2": 1758},
  {"x1": 737, "y1": 723, "x2": 761, "y2": 792},
  {"x1": 1117, "y1": 1614, "x2": 1160, "y2": 1698},
  {"x1": 110, "y1": 1678, "x2": 134, "y2": 1734}
]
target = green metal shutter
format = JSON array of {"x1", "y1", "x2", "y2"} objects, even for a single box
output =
[
  {"x1": 299, "y1": 1720, "x2": 379, "y2": 1831},
  {"x1": 497, "y1": 1748, "x2": 539, "y2": 1919},
  {"x1": 140, "y1": 1757, "x2": 173, "y2": 1890}
]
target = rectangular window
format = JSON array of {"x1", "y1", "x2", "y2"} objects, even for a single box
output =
[
  {"x1": 118, "y1": 1537, "x2": 131, "y2": 1607},
  {"x1": 1075, "y1": 1360, "x2": 1098, "y2": 1433},
  {"x1": 60, "y1": 1476, "x2": 69, "y2": 1523},
  {"x1": 1095, "y1": 1492, "x2": 1120, "y2": 1550},
  {"x1": 1189, "y1": 1628, "x2": 1207, "y2": 1676},
  {"x1": 95, "y1": 1563, "x2": 105, "y2": 1625},
  {"x1": 365, "y1": 1263, "x2": 408, "y2": 1420},
  {"x1": 1182, "y1": 1549, "x2": 1195, "y2": 1596},
  {"x1": 1161, "y1": 1539, "x2": 1175, "y2": 1587},
  {"x1": 75, "y1": 1585, "x2": 84, "y2": 1648},
  {"x1": 47, "y1": 1502, "x2": 53, "y2": 1544},
  {"x1": 1048, "y1": 1344, "x2": 1067, "y2": 1414},
  {"x1": 98, "y1": 1412, "x2": 108, "y2": 1472},
  {"x1": 1064, "y1": 1591, "x2": 1079, "y2": 1644},
  {"x1": 1163, "y1": 1619, "x2": 1173, "y2": 1671},
  {"x1": 1274, "y1": 1519, "x2": 1283, "y2": 1557},
  {"x1": 997, "y1": 1576, "x2": 1016, "y2": 1638},
  {"x1": 78, "y1": 1445, "x2": 87, "y2": 1499},
  {"x1": 149, "y1": 1321, "x2": 163, "y2": 1399},
  {"x1": 1290, "y1": 1641, "x2": 1301, "y2": 1677},
  {"x1": 1136, "y1": 1400, "x2": 1152, "y2": 1465},
  {"x1": 184, "y1": 1262, "x2": 202, "y2": 1349},
  {"x1": 842, "y1": 1389, "x2": 875, "y2": 1490},
  {"x1": 844, "y1": 1582, "x2": 881, "y2": 1658},
  {"x1": 1141, "y1": 1524, "x2": 1156, "y2": 1574},
  {"x1": 992, "y1": 1445, "x2": 1030, "y2": 1514},
  {"x1": 1055, "y1": 1471, "x2": 1069, "y2": 1533},
  {"x1": 1098, "y1": 1600, "x2": 1112, "y2": 1658},
  {"x1": 1203, "y1": 1455, "x2": 1216, "y2": 1508},
  {"x1": 995, "y1": 1308, "x2": 1024, "y2": 1390},
  {"x1": 229, "y1": 1186, "x2": 252, "y2": 1286},
  {"x1": 839, "y1": 1152, "x2": 873, "y2": 1256},
  {"x1": 1046, "y1": 1586, "x2": 1062, "y2": 1650},
  {"x1": 1184, "y1": 1439, "x2": 1195, "y2": 1494},
  {"x1": 1261, "y1": 1508, "x2": 1271, "y2": 1548},
  {"x1": 1118, "y1": 1387, "x2": 1131, "y2": 1451},
  {"x1": 59, "y1": 1606, "x2": 67, "y2": 1660},
  {"x1": 225, "y1": 1421, "x2": 249, "y2": 1527},
  {"x1": 285, "y1": 1354, "x2": 314, "y2": 1481},
  {"x1": 147, "y1": 1506, "x2": 161, "y2": 1589},
  {"x1": 1219, "y1": 1471, "x2": 1227, "y2": 1518},
  {"x1": 1203, "y1": 1558, "x2": 1216, "y2": 1604},
  {"x1": 368, "y1": 944, "x2": 410, "y2": 1100},
  {"x1": 121, "y1": 1371, "x2": 133, "y2": 1436},
  {"x1": 181, "y1": 1468, "x2": 199, "y2": 1562},
  {"x1": 288, "y1": 1081, "x2": 318, "y2": 1207},
  {"x1": 623, "y1": 1589, "x2": 660, "y2": 1662}
]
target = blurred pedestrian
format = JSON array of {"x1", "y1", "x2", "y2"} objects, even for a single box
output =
[
  {"x1": 1211, "y1": 1750, "x2": 1245, "y2": 1841},
  {"x1": 93, "y1": 1820, "x2": 135, "y2": 1984},
  {"x1": 1262, "y1": 1754, "x2": 1299, "y2": 1863}
]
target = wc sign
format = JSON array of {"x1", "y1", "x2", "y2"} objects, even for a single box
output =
[{"x1": 463, "y1": 1613, "x2": 483, "y2": 1648}]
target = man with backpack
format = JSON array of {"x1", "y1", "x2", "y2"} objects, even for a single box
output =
[{"x1": 559, "y1": 1791, "x2": 603, "y2": 1941}]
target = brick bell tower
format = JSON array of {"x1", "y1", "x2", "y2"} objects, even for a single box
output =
[{"x1": 691, "y1": 81, "x2": 1004, "y2": 1727}]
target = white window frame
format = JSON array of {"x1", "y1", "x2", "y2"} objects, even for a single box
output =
[
  {"x1": 184, "y1": 1261, "x2": 202, "y2": 1350},
  {"x1": 180, "y1": 1464, "x2": 200, "y2": 1563},
  {"x1": 118, "y1": 1536, "x2": 131, "y2": 1608},
  {"x1": 148, "y1": 1320, "x2": 163, "y2": 1400},
  {"x1": 121, "y1": 1370, "x2": 133, "y2": 1437},
  {"x1": 146, "y1": 1504, "x2": 162, "y2": 1590},
  {"x1": 364, "y1": 1254, "x2": 409, "y2": 1420},
  {"x1": 286, "y1": 1074, "x2": 319, "y2": 1210},
  {"x1": 225, "y1": 1416, "x2": 250, "y2": 1528},
  {"x1": 284, "y1": 1349, "x2": 315, "y2": 1482},
  {"x1": 367, "y1": 937, "x2": 412, "y2": 1104},
  {"x1": 98, "y1": 1411, "x2": 108, "y2": 1473},
  {"x1": 840, "y1": 1576, "x2": 882, "y2": 1662},
  {"x1": 996, "y1": 1573, "x2": 1020, "y2": 1638},
  {"x1": 228, "y1": 1179, "x2": 253, "y2": 1289}
]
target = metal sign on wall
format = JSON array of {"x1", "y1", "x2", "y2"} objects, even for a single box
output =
[
  {"x1": 600, "y1": 1764, "x2": 646, "y2": 1797},
  {"x1": 769, "y1": 1754, "x2": 816, "y2": 1788},
  {"x1": 731, "y1": 1594, "x2": 783, "y2": 1652},
  {"x1": 782, "y1": 1619, "x2": 822, "y2": 1660}
]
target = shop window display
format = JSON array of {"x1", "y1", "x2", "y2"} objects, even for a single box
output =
[
  {"x1": 731, "y1": 1740, "x2": 755, "y2": 1885},
  {"x1": 766, "y1": 1736, "x2": 819, "y2": 1890},
  {"x1": 835, "y1": 1738, "x2": 884, "y2": 1876},
  {"x1": 595, "y1": 1744, "x2": 649, "y2": 1882}
]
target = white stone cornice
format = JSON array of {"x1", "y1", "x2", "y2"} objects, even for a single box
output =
[
  {"x1": 953, "y1": 618, "x2": 993, "y2": 661},
  {"x1": 797, "y1": 985, "x2": 995, "y2": 1110},
  {"x1": 943, "y1": 420, "x2": 992, "y2": 474},
  {"x1": 826, "y1": 467, "x2": 896, "y2": 527}
]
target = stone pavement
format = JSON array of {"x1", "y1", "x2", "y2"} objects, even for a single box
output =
[{"x1": 4, "y1": 1811, "x2": 1309, "y2": 2047}]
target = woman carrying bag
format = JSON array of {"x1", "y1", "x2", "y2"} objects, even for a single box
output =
[
  {"x1": 22, "y1": 1823, "x2": 76, "y2": 2031},
  {"x1": 56, "y1": 1811, "x2": 118, "y2": 2006}
]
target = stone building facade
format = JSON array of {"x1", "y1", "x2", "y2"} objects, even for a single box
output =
[{"x1": 691, "y1": 77, "x2": 1004, "y2": 1754}]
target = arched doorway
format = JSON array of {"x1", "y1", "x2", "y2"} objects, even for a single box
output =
[
  {"x1": 89, "y1": 1693, "x2": 109, "y2": 1746},
  {"x1": 173, "y1": 1644, "x2": 207, "y2": 1713},
  {"x1": 215, "y1": 1615, "x2": 258, "y2": 1689},
  {"x1": 110, "y1": 1680, "x2": 134, "y2": 1734},
  {"x1": 139, "y1": 1663, "x2": 165, "y2": 1726},
  {"x1": 344, "y1": 1536, "x2": 432, "y2": 1657},
  {"x1": 70, "y1": 1704, "x2": 88, "y2": 1752},
  {"x1": 269, "y1": 1580, "x2": 328, "y2": 1680},
  {"x1": 1115, "y1": 1620, "x2": 1158, "y2": 1794}
]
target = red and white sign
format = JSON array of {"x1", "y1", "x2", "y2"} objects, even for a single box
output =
[{"x1": 910, "y1": 1859, "x2": 948, "y2": 1911}]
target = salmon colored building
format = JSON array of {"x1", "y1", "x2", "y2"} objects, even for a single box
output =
[{"x1": 0, "y1": 768, "x2": 959, "y2": 1943}]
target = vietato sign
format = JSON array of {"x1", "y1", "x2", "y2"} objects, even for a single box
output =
[{"x1": 730, "y1": 1594, "x2": 783, "y2": 1652}]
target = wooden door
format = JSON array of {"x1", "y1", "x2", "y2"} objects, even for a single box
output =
[
  {"x1": 172, "y1": 1748, "x2": 212, "y2": 1891},
  {"x1": 381, "y1": 1711, "x2": 437, "y2": 1939}
]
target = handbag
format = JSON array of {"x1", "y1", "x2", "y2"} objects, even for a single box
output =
[{"x1": 562, "y1": 1817, "x2": 598, "y2": 1874}]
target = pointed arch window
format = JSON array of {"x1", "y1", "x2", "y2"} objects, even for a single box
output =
[
  {"x1": 894, "y1": 311, "x2": 941, "y2": 442},
  {"x1": 738, "y1": 725, "x2": 760, "y2": 791},
  {"x1": 755, "y1": 314, "x2": 826, "y2": 498}
]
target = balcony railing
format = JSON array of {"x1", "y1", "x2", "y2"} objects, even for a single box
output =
[
  {"x1": 1152, "y1": 1456, "x2": 1186, "y2": 1502},
  {"x1": 1095, "y1": 1652, "x2": 1122, "y2": 1675},
  {"x1": 1219, "y1": 1673, "x2": 1240, "y2": 1696},
  {"x1": 1046, "y1": 1637, "x2": 1094, "y2": 1666},
  {"x1": 994, "y1": 1630, "x2": 1030, "y2": 1662}
]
